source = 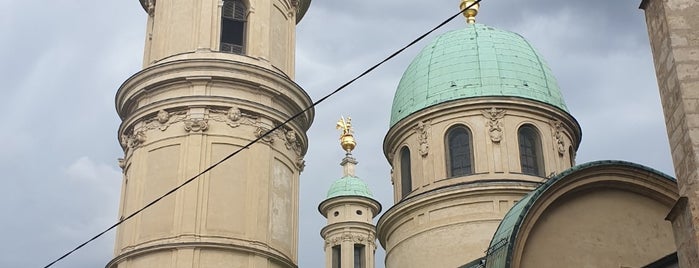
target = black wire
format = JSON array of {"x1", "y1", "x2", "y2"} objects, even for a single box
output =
[{"x1": 43, "y1": 2, "x2": 480, "y2": 267}]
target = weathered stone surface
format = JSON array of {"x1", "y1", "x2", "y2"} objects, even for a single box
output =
[{"x1": 642, "y1": 0, "x2": 699, "y2": 265}]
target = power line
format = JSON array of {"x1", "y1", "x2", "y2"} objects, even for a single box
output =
[{"x1": 43, "y1": 2, "x2": 480, "y2": 267}]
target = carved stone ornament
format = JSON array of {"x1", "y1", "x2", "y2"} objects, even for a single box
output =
[
  {"x1": 325, "y1": 234, "x2": 375, "y2": 248},
  {"x1": 145, "y1": 0, "x2": 156, "y2": 16},
  {"x1": 209, "y1": 106, "x2": 253, "y2": 128},
  {"x1": 295, "y1": 157, "x2": 306, "y2": 172},
  {"x1": 285, "y1": 129, "x2": 302, "y2": 156},
  {"x1": 117, "y1": 158, "x2": 126, "y2": 170},
  {"x1": 184, "y1": 118, "x2": 209, "y2": 132},
  {"x1": 144, "y1": 109, "x2": 187, "y2": 131},
  {"x1": 415, "y1": 121, "x2": 430, "y2": 157},
  {"x1": 550, "y1": 120, "x2": 566, "y2": 156},
  {"x1": 255, "y1": 126, "x2": 275, "y2": 143},
  {"x1": 481, "y1": 107, "x2": 506, "y2": 143},
  {"x1": 120, "y1": 130, "x2": 147, "y2": 149}
]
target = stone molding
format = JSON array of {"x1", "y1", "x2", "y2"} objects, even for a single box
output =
[{"x1": 119, "y1": 106, "x2": 305, "y2": 170}]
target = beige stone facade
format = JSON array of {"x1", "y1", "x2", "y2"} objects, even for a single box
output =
[
  {"x1": 108, "y1": 0, "x2": 313, "y2": 267},
  {"x1": 640, "y1": 0, "x2": 699, "y2": 266},
  {"x1": 378, "y1": 97, "x2": 581, "y2": 267},
  {"x1": 319, "y1": 196, "x2": 381, "y2": 268}
]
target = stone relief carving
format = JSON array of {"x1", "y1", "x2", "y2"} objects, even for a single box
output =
[
  {"x1": 550, "y1": 120, "x2": 566, "y2": 156},
  {"x1": 285, "y1": 129, "x2": 302, "y2": 156},
  {"x1": 145, "y1": 0, "x2": 156, "y2": 16},
  {"x1": 117, "y1": 158, "x2": 126, "y2": 170},
  {"x1": 295, "y1": 157, "x2": 305, "y2": 172},
  {"x1": 481, "y1": 107, "x2": 506, "y2": 143},
  {"x1": 144, "y1": 109, "x2": 188, "y2": 131},
  {"x1": 255, "y1": 126, "x2": 275, "y2": 143},
  {"x1": 209, "y1": 105, "x2": 253, "y2": 128},
  {"x1": 120, "y1": 106, "x2": 304, "y2": 157},
  {"x1": 120, "y1": 130, "x2": 147, "y2": 149},
  {"x1": 184, "y1": 118, "x2": 209, "y2": 132},
  {"x1": 415, "y1": 121, "x2": 430, "y2": 157},
  {"x1": 325, "y1": 233, "x2": 376, "y2": 248}
]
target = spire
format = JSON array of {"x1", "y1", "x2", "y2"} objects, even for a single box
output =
[
  {"x1": 336, "y1": 116, "x2": 358, "y2": 177},
  {"x1": 460, "y1": 0, "x2": 480, "y2": 24}
]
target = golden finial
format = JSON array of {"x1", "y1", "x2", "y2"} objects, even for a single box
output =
[
  {"x1": 336, "y1": 116, "x2": 356, "y2": 154},
  {"x1": 460, "y1": 0, "x2": 480, "y2": 24}
]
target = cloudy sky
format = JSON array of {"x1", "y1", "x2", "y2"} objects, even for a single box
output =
[{"x1": 0, "y1": 0, "x2": 673, "y2": 267}]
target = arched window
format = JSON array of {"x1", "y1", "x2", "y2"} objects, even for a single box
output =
[
  {"x1": 221, "y1": 0, "x2": 247, "y2": 54},
  {"x1": 400, "y1": 147, "x2": 412, "y2": 198},
  {"x1": 446, "y1": 126, "x2": 473, "y2": 177},
  {"x1": 518, "y1": 125, "x2": 544, "y2": 176}
]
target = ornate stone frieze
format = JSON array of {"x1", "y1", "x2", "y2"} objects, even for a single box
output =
[
  {"x1": 255, "y1": 126, "x2": 275, "y2": 143},
  {"x1": 144, "y1": 109, "x2": 188, "y2": 131},
  {"x1": 121, "y1": 106, "x2": 304, "y2": 157},
  {"x1": 184, "y1": 118, "x2": 209, "y2": 132},
  {"x1": 209, "y1": 106, "x2": 249, "y2": 128},
  {"x1": 325, "y1": 233, "x2": 376, "y2": 248},
  {"x1": 415, "y1": 121, "x2": 431, "y2": 157},
  {"x1": 550, "y1": 120, "x2": 566, "y2": 156},
  {"x1": 120, "y1": 130, "x2": 147, "y2": 149},
  {"x1": 481, "y1": 107, "x2": 506, "y2": 143}
]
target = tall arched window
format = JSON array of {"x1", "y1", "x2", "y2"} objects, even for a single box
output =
[
  {"x1": 518, "y1": 125, "x2": 544, "y2": 176},
  {"x1": 400, "y1": 147, "x2": 412, "y2": 198},
  {"x1": 221, "y1": 0, "x2": 247, "y2": 54},
  {"x1": 446, "y1": 126, "x2": 473, "y2": 177}
]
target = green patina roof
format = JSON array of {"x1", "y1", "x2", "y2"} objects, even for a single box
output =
[
  {"x1": 296, "y1": 0, "x2": 311, "y2": 23},
  {"x1": 390, "y1": 23, "x2": 568, "y2": 126},
  {"x1": 326, "y1": 175, "x2": 374, "y2": 199},
  {"x1": 484, "y1": 160, "x2": 675, "y2": 268}
]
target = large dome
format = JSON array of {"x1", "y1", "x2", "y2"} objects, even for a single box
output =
[{"x1": 390, "y1": 23, "x2": 568, "y2": 126}]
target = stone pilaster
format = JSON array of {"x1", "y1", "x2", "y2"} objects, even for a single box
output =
[{"x1": 640, "y1": 0, "x2": 699, "y2": 266}]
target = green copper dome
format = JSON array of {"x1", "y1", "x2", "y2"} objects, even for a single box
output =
[
  {"x1": 390, "y1": 23, "x2": 568, "y2": 126},
  {"x1": 326, "y1": 175, "x2": 374, "y2": 199}
]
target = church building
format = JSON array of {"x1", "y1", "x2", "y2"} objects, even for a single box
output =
[{"x1": 106, "y1": 0, "x2": 696, "y2": 267}]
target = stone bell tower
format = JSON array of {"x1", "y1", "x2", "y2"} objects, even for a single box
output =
[{"x1": 107, "y1": 0, "x2": 313, "y2": 267}]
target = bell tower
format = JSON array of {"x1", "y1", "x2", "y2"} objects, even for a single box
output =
[{"x1": 107, "y1": 0, "x2": 313, "y2": 267}]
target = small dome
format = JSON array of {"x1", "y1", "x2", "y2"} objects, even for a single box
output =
[
  {"x1": 390, "y1": 24, "x2": 568, "y2": 126},
  {"x1": 326, "y1": 175, "x2": 374, "y2": 199}
]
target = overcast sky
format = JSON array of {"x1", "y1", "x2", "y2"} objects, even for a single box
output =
[{"x1": 0, "y1": 0, "x2": 673, "y2": 267}]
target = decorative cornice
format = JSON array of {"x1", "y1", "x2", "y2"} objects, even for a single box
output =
[{"x1": 119, "y1": 107, "x2": 304, "y2": 163}]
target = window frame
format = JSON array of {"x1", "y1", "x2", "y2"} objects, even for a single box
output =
[
  {"x1": 445, "y1": 125, "x2": 474, "y2": 178},
  {"x1": 220, "y1": 0, "x2": 247, "y2": 54},
  {"x1": 400, "y1": 146, "x2": 412, "y2": 199},
  {"x1": 518, "y1": 125, "x2": 545, "y2": 176}
]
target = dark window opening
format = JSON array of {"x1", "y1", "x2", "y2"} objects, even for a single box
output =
[
  {"x1": 354, "y1": 244, "x2": 365, "y2": 268},
  {"x1": 446, "y1": 126, "x2": 473, "y2": 177},
  {"x1": 332, "y1": 245, "x2": 341, "y2": 268},
  {"x1": 519, "y1": 125, "x2": 544, "y2": 176},
  {"x1": 400, "y1": 147, "x2": 412, "y2": 199},
  {"x1": 221, "y1": 0, "x2": 246, "y2": 54}
]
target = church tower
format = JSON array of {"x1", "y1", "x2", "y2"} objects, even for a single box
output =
[
  {"x1": 376, "y1": 2, "x2": 582, "y2": 267},
  {"x1": 319, "y1": 118, "x2": 381, "y2": 268},
  {"x1": 107, "y1": 0, "x2": 313, "y2": 267}
]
